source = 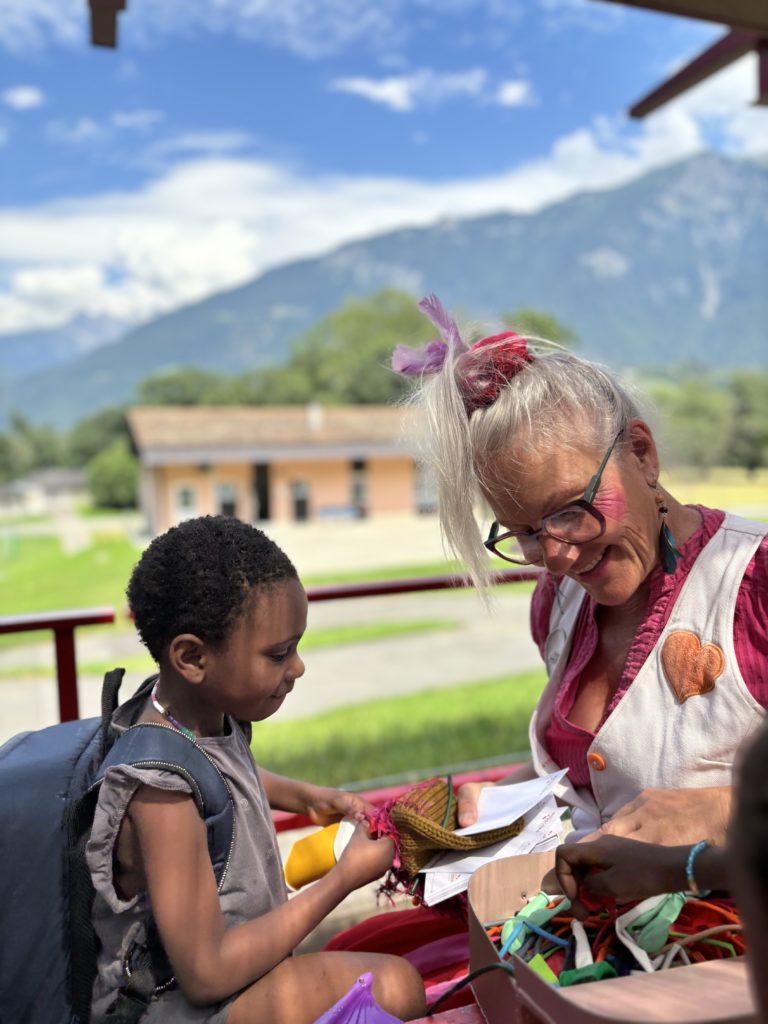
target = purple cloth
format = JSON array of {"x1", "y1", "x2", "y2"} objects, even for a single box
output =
[{"x1": 312, "y1": 973, "x2": 404, "y2": 1024}]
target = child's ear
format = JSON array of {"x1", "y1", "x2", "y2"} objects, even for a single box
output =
[{"x1": 168, "y1": 634, "x2": 208, "y2": 685}]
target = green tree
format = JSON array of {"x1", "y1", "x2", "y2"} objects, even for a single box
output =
[
  {"x1": 724, "y1": 371, "x2": 768, "y2": 474},
  {"x1": 653, "y1": 376, "x2": 730, "y2": 471},
  {"x1": 6, "y1": 412, "x2": 66, "y2": 471},
  {"x1": 87, "y1": 438, "x2": 138, "y2": 508},
  {"x1": 272, "y1": 289, "x2": 437, "y2": 404},
  {"x1": 68, "y1": 407, "x2": 131, "y2": 468},
  {"x1": 499, "y1": 308, "x2": 578, "y2": 348},
  {"x1": 136, "y1": 367, "x2": 234, "y2": 406}
]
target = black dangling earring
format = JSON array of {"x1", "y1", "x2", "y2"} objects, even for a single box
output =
[{"x1": 655, "y1": 489, "x2": 681, "y2": 574}]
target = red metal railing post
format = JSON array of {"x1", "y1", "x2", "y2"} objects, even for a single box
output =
[
  {"x1": 0, "y1": 607, "x2": 114, "y2": 725},
  {"x1": 54, "y1": 626, "x2": 80, "y2": 721}
]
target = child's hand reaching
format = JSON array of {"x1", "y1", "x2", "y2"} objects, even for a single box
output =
[
  {"x1": 303, "y1": 785, "x2": 373, "y2": 826},
  {"x1": 258, "y1": 770, "x2": 374, "y2": 823},
  {"x1": 336, "y1": 821, "x2": 394, "y2": 891}
]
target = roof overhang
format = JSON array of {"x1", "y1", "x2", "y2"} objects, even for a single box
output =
[
  {"x1": 140, "y1": 443, "x2": 408, "y2": 467},
  {"x1": 595, "y1": 1, "x2": 768, "y2": 115}
]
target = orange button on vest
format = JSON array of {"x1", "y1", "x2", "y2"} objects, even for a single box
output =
[{"x1": 587, "y1": 752, "x2": 606, "y2": 772}]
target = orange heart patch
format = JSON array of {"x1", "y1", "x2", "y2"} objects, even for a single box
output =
[{"x1": 661, "y1": 630, "x2": 725, "y2": 704}]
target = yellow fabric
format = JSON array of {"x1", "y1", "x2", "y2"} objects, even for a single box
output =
[{"x1": 284, "y1": 822, "x2": 340, "y2": 889}]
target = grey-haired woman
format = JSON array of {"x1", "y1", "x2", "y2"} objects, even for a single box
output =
[{"x1": 393, "y1": 295, "x2": 768, "y2": 846}]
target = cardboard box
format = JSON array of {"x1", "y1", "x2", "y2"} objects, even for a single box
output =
[{"x1": 468, "y1": 853, "x2": 757, "y2": 1024}]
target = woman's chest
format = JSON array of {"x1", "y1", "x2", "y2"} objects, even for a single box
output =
[{"x1": 566, "y1": 610, "x2": 645, "y2": 732}]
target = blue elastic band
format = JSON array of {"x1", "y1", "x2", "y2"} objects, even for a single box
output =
[
  {"x1": 686, "y1": 840, "x2": 713, "y2": 898},
  {"x1": 499, "y1": 918, "x2": 570, "y2": 959}
]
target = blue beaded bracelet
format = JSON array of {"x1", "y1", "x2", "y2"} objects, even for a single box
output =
[{"x1": 685, "y1": 839, "x2": 713, "y2": 898}]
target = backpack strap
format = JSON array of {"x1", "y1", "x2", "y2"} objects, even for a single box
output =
[
  {"x1": 92, "y1": 723, "x2": 235, "y2": 1021},
  {"x1": 100, "y1": 667, "x2": 126, "y2": 759},
  {"x1": 96, "y1": 723, "x2": 234, "y2": 883}
]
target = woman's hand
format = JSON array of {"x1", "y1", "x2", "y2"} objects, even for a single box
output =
[
  {"x1": 555, "y1": 836, "x2": 688, "y2": 918},
  {"x1": 336, "y1": 822, "x2": 394, "y2": 891},
  {"x1": 456, "y1": 761, "x2": 538, "y2": 827},
  {"x1": 584, "y1": 787, "x2": 731, "y2": 846},
  {"x1": 456, "y1": 781, "x2": 494, "y2": 828}
]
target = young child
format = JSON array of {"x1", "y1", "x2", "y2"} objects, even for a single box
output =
[{"x1": 86, "y1": 515, "x2": 426, "y2": 1024}]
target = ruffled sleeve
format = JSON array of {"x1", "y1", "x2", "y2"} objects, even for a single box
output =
[{"x1": 86, "y1": 765, "x2": 193, "y2": 913}]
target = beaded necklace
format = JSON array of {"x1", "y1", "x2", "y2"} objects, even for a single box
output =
[{"x1": 150, "y1": 679, "x2": 197, "y2": 742}]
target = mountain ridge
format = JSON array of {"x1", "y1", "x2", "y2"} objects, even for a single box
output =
[{"x1": 3, "y1": 151, "x2": 767, "y2": 427}]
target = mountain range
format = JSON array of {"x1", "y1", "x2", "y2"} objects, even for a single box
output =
[{"x1": 2, "y1": 151, "x2": 766, "y2": 428}]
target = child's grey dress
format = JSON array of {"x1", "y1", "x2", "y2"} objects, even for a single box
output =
[{"x1": 86, "y1": 699, "x2": 287, "y2": 1023}]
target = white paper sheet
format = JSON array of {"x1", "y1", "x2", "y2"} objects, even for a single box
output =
[{"x1": 453, "y1": 769, "x2": 568, "y2": 836}]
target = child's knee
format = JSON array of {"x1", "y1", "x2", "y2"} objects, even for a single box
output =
[{"x1": 371, "y1": 955, "x2": 426, "y2": 1020}]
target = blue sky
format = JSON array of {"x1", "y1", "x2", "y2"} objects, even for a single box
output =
[{"x1": 0, "y1": 0, "x2": 763, "y2": 343}]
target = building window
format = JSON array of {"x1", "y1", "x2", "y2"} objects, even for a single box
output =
[
  {"x1": 175, "y1": 486, "x2": 198, "y2": 522},
  {"x1": 215, "y1": 482, "x2": 238, "y2": 518},
  {"x1": 414, "y1": 463, "x2": 437, "y2": 515}
]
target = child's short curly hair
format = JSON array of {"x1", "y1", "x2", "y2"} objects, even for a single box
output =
[{"x1": 127, "y1": 515, "x2": 299, "y2": 663}]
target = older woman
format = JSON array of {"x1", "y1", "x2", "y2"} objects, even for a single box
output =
[{"x1": 393, "y1": 295, "x2": 768, "y2": 846}]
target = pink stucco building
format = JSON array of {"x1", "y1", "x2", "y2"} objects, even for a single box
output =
[{"x1": 127, "y1": 405, "x2": 434, "y2": 534}]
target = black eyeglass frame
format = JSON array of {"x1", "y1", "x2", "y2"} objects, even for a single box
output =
[{"x1": 484, "y1": 428, "x2": 624, "y2": 566}]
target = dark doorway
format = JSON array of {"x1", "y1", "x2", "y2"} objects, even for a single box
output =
[{"x1": 254, "y1": 463, "x2": 271, "y2": 521}]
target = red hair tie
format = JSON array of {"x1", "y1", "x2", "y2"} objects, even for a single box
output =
[{"x1": 460, "y1": 330, "x2": 532, "y2": 413}]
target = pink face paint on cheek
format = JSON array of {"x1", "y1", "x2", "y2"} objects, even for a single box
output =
[{"x1": 593, "y1": 486, "x2": 626, "y2": 522}]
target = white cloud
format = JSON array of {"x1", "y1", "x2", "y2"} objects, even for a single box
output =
[
  {"x1": 46, "y1": 117, "x2": 105, "y2": 144},
  {"x1": 330, "y1": 67, "x2": 537, "y2": 112},
  {"x1": 0, "y1": 56, "x2": 762, "y2": 336},
  {"x1": 2, "y1": 85, "x2": 45, "y2": 110},
  {"x1": 111, "y1": 109, "x2": 165, "y2": 130},
  {"x1": 45, "y1": 110, "x2": 168, "y2": 146},
  {"x1": 537, "y1": 0, "x2": 624, "y2": 31},
  {"x1": 496, "y1": 79, "x2": 535, "y2": 107},
  {"x1": 0, "y1": 0, "x2": 526, "y2": 57},
  {"x1": 330, "y1": 68, "x2": 488, "y2": 112}
]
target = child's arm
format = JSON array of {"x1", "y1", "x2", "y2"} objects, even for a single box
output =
[
  {"x1": 259, "y1": 767, "x2": 373, "y2": 824},
  {"x1": 130, "y1": 784, "x2": 391, "y2": 1007}
]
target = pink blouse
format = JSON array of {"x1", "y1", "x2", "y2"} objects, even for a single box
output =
[{"x1": 531, "y1": 507, "x2": 768, "y2": 789}]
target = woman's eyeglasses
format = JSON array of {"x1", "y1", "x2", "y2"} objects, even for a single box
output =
[{"x1": 484, "y1": 429, "x2": 623, "y2": 566}]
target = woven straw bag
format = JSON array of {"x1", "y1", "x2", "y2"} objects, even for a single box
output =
[{"x1": 389, "y1": 777, "x2": 524, "y2": 878}]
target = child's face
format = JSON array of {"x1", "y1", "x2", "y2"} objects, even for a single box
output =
[{"x1": 204, "y1": 577, "x2": 308, "y2": 722}]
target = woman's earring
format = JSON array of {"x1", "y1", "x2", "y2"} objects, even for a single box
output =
[{"x1": 655, "y1": 489, "x2": 681, "y2": 573}]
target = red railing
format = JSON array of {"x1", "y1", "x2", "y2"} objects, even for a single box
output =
[
  {"x1": 0, "y1": 607, "x2": 115, "y2": 722},
  {"x1": 0, "y1": 568, "x2": 539, "y2": 725}
]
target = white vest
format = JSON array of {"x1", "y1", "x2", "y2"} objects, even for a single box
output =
[{"x1": 529, "y1": 513, "x2": 768, "y2": 839}]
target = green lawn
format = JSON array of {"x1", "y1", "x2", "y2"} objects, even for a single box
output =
[{"x1": 251, "y1": 668, "x2": 546, "y2": 788}]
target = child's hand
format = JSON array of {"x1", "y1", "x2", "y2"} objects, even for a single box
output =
[
  {"x1": 303, "y1": 785, "x2": 373, "y2": 826},
  {"x1": 336, "y1": 821, "x2": 394, "y2": 891}
]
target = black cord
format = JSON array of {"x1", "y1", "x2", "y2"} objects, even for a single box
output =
[{"x1": 425, "y1": 960, "x2": 516, "y2": 1016}]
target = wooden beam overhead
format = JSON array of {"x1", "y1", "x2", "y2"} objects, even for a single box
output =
[
  {"x1": 596, "y1": 0, "x2": 768, "y2": 35},
  {"x1": 630, "y1": 29, "x2": 757, "y2": 117}
]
